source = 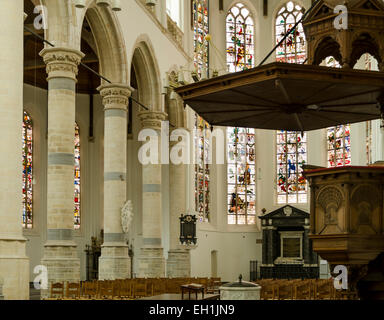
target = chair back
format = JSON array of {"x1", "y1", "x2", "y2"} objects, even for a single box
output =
[
  {"x1": 65, "y1": 282, "x2": 80, "y2": 299},
  {"x1": 50, "y1": 282, "x2": 64, "y2": 299}
]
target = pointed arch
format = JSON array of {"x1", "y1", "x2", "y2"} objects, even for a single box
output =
[
  {"x1": 131, "y1": 35, "x2": 162, "y2": 112},
  {"x1": 83, "y1": 4, "x2": 128, "y2": 84}
]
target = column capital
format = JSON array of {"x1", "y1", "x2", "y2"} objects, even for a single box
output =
[
  {"x1": 138, "y1": 110, "x2": 168, "y2": 130},
  {"x1": 39, "y1": 47, "x2": 84, "y2": 81},
  {"x1": 98, "y1": 83, "x2": 133, "y2": 110}
]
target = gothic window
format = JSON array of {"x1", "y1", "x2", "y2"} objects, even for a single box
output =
[
  {"x1": 226, "y1": 3, "x2": 254, "y2": 73},
  {"x1": 74, "y1": 123, "x2": 81, "y2": 229},
  {"x1": 327, "y1": 125, "x2": 351, "y2": 167},
  {"x1": 275, "y1": 1, "x2": 306, "y2": 64},
  {"x1": 195, "y1": 115, "x2": 210, "y2": 222},
  {"x1": 227, "y1": 127, "x2": 256, "y2": 225},
  {"x1": 193, "y1": 0, "x2": 209, "y2": 78},
  {"x1": 276, "y1": 131, "x2": 307, "y2": 204},
  {"x1": 22, "y1": 111, "x2": 33, "y2": 229}
]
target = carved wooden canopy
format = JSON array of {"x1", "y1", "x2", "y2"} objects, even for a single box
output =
[
  {"x1": 303, "y1": 0, "x2": 384, "y2": 69},
  {"x1": 175, "y1": 62, "x2": 384, "y2": 131}
]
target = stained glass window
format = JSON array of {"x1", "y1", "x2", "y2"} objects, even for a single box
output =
[
  {"x1": 227, "y1": 127, "x2": 256, "y2": 225},
  {"x1": 193, "y1": 0, "x2": 209, "y2": 78},
  {"x1": 74, "y1": 123, "x2": 81, "y2": 229},
  {"x1": 226, "y1": 3, "x2": 254, "y2": 73},
  {"x1": 327, "y1": 125, "x2": 351, "y2": 167},
  {"x1": 275, "y1": 1, "x2": 306, "y2": 64},
  {"x1": 277, "y1": 131, "x2": 307, "y2": 204},
  {"x1": 195, "y1": 115, "x2": 210, "y2": 222},
  {"x1": 22, "y1": 111, "x2": 33, "y2": 229}
]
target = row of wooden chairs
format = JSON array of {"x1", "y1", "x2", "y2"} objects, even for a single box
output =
[
  {"x1": 257, "y1": 279, "x2": 345, "y2": 300},
  {"x1": 49, "y1": 277, "x2": 221, "y2": 300}
]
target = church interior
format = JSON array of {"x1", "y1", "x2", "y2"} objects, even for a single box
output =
[{"x1": 2, "y1": 0, "x2": 384, "y2": 301}]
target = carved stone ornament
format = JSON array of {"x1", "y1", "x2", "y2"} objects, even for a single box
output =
[
  {"x1": 317, "y1": 186, "x2": 343, "y2": 225},
  {"x1": 121, "y1": 200, "x2": 133, "y2": 234},
  {"x1": 138, "y1": 110, "x2": 168, "y2": 130},
  {"x1": 351, "y1": 185, "x2": 379, "y2": 227},
  {"x1": 39, "y1": 47, "x2": 85, "y2": 81},
  {"x1": 98, "y1": 84, "x2": 132, "y2": 108}
]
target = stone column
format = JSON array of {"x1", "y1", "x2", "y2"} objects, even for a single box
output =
[
  {"x1": 40, "y1": 47, "x2": 84, "y2": 298},
  {"x1": 138, "y1": 110, "x2": 167, "y2": 278},
  {"x1": 98, "y1": 84, "x2": 132, "y2": 280},
  {"x1": 167, "y1": 94, "x2": 190, "y2": 278},
  {"x1": 0, "y1": 2, "x2": 29, "y2": 300}
]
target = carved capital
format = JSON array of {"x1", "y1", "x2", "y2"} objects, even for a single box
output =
[
  {"x1": 40, "y1": 47, "x2": 85, "y2": 81},
  {"x1": 138, "y1": 111, "x2": 168, "y2": 130},
  {"x1": 98, "y1": 83, "x2": 132, "y2": 110}
]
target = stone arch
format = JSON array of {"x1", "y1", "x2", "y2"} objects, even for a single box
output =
[
  {"x1": 312, "y1": 36, "x2": 342, "y2": 66},
  {"x1": 81, "y1": 4, "x2": 128, "y2": 84},
  {"x1": 40, "y1": 0, "x2": 128, "y2": 84},
  {"x1": 131, "y1": 35, "x2": 162, "y2": 112},
  {"x1": 350, "y1": 33, "x2": 382, "y2": 69}
]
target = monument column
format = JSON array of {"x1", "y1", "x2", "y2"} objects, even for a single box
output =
[
  {"x1": 167, "y1": 94, "x2": 190, "y2": 278},
  {"x1": 0, "y1": 2, "x2": 29, "y2": 300},
  {"x1": 138, "y1": 110, "x2": 167, "y2": 278},
  {"x1": 98, "y1": 84, "x2": 132, "y2": 280},
  {"x1": 40, "y1": 47, "x2": 84, "y2": 298}
]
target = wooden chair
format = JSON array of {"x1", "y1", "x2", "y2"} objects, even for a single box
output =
[
  {"x1": 133, "y1": 279, "x2": 148, "y2": 298},
  {"x1": 50, "y1": 282, "x2": 64, "y2": 299},
  {"x1": 166, "y1": 279, "x2": 180, "y2": 294},
  {"x1": 260, "y1": 281, "x2": 276, "y2": 300},
  {"x1": 207, "y1": 278, "x2": 221, "y2": 294},
  {"x1": 65, "y1": 282, "x2": 80, "y2": 299},
  {"x1": 294, "y1": 280, "x2": 312, "y2": 300},
  {"x1": 97, "y1": 280, "x2": 113, "y2": 299},
  {"x1": 81, "y1": 281, "x2": 97, "y2": 299},
  {"x1": 314, "y1": 280, "x2": 334, "y2": 300},
  {"x1": 277, "y1": 281, "x2": 294, "y2": 300},
  {"x1": 151, "y1": 279, "x2": 167, "y2": 296},
  {"x1": 119, "y1": 279, "x2": 132, "y2": 299}
]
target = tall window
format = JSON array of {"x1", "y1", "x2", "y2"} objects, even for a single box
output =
[
  {"x1": 22, "y1": 111, "x2": 33, "y2": 229},
  {"x1": 275, "y1": 1, "x2": 306, "y2": 64},
  {"x1": 277, "y1": 131, "x2": 307, "y2": 204},
  {"x1": 227, "y1": 127, "x2": 256, "y2": 225},
  {"x1": 167, "y1": 0, "x2": 182, "y2": 27},
  {"x1": 74, "y1": 123, "x2": 81, "y2": 229},
  {"x1": 195, "y1": 115, "x2": 210, "y2": 222},
  {"x1": 366, "y1": 121, "x2": 372, "y2": 165},
  {"x1": 193, "y1": 0, "x2": 209, "y2": 78},
  {"x1": 327, "y1": 125, "x2": 351, "y2": 167},
  {"x1": 226, "y1": 3, "x2": 254, "y2": 73}
]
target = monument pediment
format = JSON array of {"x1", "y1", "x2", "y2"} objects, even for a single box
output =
[{"x1": 259, "y1": 205, "x2": 309, "y2": 220}]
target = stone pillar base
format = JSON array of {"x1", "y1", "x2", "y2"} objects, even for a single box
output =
[
  {"x1": 41, "y1": 243, "x2": 80, "y2": 299},
  {"x1": 0, "y1": 239, "x2": 29, "y2": 300},
  {"x1": 167, "y1": 249, "x2": 191, "y2": 278},
  {"x1": 99, "y1": 244, "x2": 131, "y2": 280},
  {"x1": 138, "y1": 248, "x2": 165, "y2": 278}
]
